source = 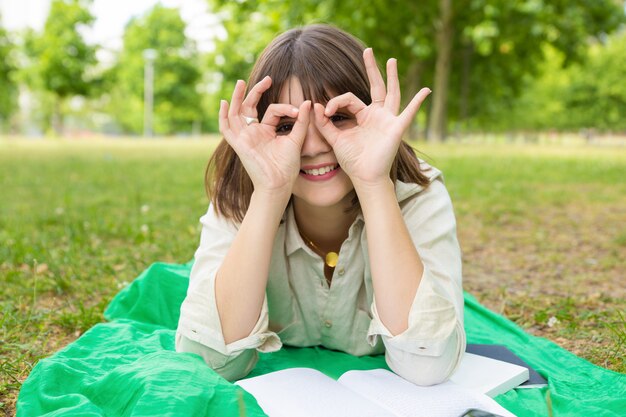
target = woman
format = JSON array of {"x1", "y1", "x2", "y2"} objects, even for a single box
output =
[{"x1": 176, "y1": 24, "x2": 465, "y2": 386}]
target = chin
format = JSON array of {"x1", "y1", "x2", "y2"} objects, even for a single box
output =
[{"x1": 292, "y1": 174, "x2": 355, "y2": 209}]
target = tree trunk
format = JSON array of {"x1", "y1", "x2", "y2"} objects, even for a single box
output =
[
  {"x1": 460, "y1": 42, "x2": 472, "y2": 122},
  {"x1": 404, "y1": 60, "x2": 424, "y2": 141},
  {"x1": 52, "y1": 97, "x2": 64, "y2": 136},
  {"x1": 427, "y1": 0, "x2": 453, "y2": 142}
]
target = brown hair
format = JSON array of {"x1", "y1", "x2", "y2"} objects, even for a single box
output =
[{"x1": 207, "y1": 24, "x2": 431, "y2": 222}]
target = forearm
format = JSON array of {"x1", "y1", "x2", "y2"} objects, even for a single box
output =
[
  {"x1": 354, "y1": 178, "x2": 424, "y2": 335},
  {"x1": 215, "y1": 189, "x2": 290, "y2": 344}
]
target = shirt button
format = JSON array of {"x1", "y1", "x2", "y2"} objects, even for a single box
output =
[
  {"x1": 324, "y1": 320, "x2": 333, "y2": 328},
  {"x1": 338, "y1": 268, "x2": 345, "y2": 276}
]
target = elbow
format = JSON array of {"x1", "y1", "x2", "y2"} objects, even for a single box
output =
[
  {"x1": 387, "y1": 355, "x2": 457, "y2": 386},
  {"x1": 385, "y1": 330, "x2": 464, "y2": 386},
  {"x1": 395, "y1": 362, "x2": 455, "y2": 387},
  {"x1": 214, "y1": 349, "x2": 259, "y2": 382},
  {"x1": 176, "y1": 332, "x2": 258, "y2": 381}
]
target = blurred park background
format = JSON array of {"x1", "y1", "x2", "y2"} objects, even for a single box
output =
[
  {"x1": 1, "y1": 0, "x2": 626, "y2": 415},
  {"x1": 0, "y1": 0, "x2": 625, "y2": 140}
]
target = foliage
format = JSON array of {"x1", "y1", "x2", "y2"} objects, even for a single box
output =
[
  {"x1": 204, "y1": 0, "x2": 625, "y2": 137},
  {"x1": 562, "y1": 30, "x2": 626, "y2": 131},
  {"x1": 455, "y1": 0, "x2": 625, "y2": 131},
  {"x1": 0, "y1": 23, "x2": 17, "y2": 130},
  {"x1": 22, "y1": 0, "x2": 97, "y2": 134},
  {"x1": 487, "y1": 30, "x2": 626, "y2": 132},
  {"x1": 2, "y1": 1, "x2": 624, "y2": 135},
  {"x1": 107, "y1": 5, "x2": 203, "y2": 135}
]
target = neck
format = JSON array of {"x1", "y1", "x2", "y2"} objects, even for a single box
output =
[{"x1": 293, "y1": 193, "x2": 357, "y2": 254}]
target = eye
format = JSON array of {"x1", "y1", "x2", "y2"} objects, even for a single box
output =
[
  {"x1": 330, "y1": 113, "x2": 350, "y2": 125},
  {"x1": 276, "y1": 122, "x2": 294, "y2": 135}
]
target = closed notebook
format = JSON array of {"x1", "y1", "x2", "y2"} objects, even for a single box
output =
[
  {"x1": 466, "y1": 344, "x2": 548, "y2": 387},
  {"x1": 450, "y1": 352, "x2": 529, "y2": 397}
]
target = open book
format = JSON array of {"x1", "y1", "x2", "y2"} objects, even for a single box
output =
[{"x1": 236, "y1": 367, "x2": 516, "y2": 417}]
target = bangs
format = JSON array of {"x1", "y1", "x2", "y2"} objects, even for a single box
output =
[{"x1": 250, "y1": 25, "x2": 371, "y2": 120}]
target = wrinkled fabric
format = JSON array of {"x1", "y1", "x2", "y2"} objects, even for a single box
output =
[{"x1": 17, "y1": 262, "x2": 626, "y2": 417}]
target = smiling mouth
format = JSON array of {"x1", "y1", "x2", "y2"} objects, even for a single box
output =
[{"x1": 300, "y1": 164, "x2": 340, "y2": 176}]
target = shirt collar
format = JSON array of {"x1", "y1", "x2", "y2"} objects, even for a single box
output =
[{"x1": 284, "y1": 160, "x2": 442, "y2": 256}]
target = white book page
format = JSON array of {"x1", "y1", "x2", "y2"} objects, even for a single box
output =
[
  {"x1": 450, "y1": 353, "x2": 529, "y2": 397},
  {"x1": 338, "y1": 369, "x2": 517, "y2": 417},
  {"x1": 236, "y1": 368, "x2": 397, "y2": 417}
]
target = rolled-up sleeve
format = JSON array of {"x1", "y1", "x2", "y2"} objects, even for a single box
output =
[
  {"x1": 366, "y1": 178, "x2": 466, "y2": 386},
  {"x1": 176, "y1": 205, "x2": 281, "y2": 380}
]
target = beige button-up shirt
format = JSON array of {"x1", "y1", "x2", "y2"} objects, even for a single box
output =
[{"x1": 176, "y1": 163, "x2": 465, "y2": 385}]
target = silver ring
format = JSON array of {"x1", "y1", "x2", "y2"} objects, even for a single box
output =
[{"x1": 242, "y1": 115, "x2": 259, "y2": 125}]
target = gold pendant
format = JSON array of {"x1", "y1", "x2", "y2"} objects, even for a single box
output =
[{"x1": 325, "y1": 252, "x2": 339, "y2": 268}]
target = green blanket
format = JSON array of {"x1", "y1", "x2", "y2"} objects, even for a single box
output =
[{"x1": 17, "y1": 262, "x2": 626, "y2": 416}]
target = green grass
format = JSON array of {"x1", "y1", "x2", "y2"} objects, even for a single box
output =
[{"x1": 1, "y1": 138, "x2": 625, "y2": 414}]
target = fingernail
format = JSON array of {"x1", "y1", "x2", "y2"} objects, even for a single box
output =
[{"x1": 292, "y1": 107, "x2": 299, "y2": 114}]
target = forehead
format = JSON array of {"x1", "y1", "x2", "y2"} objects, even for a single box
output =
[
  {"x1": 277, "y1": 77, "x2": 304, "y2": 104},
  {"x1": 277, "y1": 76, "x2": 336, "y2": 105}
]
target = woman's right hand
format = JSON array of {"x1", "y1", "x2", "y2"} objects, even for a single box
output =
[{"x1": 219, "y1": 76, "x2": 311, "y2": 196}]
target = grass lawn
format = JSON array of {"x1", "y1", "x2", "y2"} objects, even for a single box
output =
[{"x1": 1, "y1": 138, "x2": 625, "y2": 414}]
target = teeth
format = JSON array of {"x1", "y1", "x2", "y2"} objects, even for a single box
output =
[{"x1": 303, "y1": 165, "x2": 337, "y2": 176}]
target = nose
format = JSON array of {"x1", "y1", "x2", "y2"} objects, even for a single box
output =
[{"x1": 301, "y1": 111, "x2": 332, "y2": 157}]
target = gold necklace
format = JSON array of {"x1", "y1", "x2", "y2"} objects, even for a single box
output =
[{"x1": 299, "y1": 230, "x2": 339, "y2": 268}]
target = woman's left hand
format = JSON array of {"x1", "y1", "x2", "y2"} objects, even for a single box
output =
[{"x1": 313, "y1": 48, "x2": 430, "y2": 187}]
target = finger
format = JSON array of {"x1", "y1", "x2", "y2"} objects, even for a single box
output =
[
  {"x1": 288, "y1": 100, "x2": 311, "y2": 145},
  {"x1": 314, "y1": 102, "x2": 341, "y2": 146},
  {"x1": 364, "y1": 48, "x2": 386, "y2": 104},
  {"x1": 241, "y1": 76, "x2": 272, "y2": 118},
  {"x1": 218, "y1": 100, "x2": 236, "y2": 146},
  {"x1": 398, "y1": 87, "x2": 431, "y2": 131},
  {"x1": 228, "y1": 80, "x2": 246, "y2": 120},
  {"x1": 325, "y1": 92, "x2": 367, "y2": 119},
  {"x1": 385, "y1": 58, "x2": 401, "y2": 114},
  {"x1": 260, "y1": 103, "x2": 300, "y2": 126}
]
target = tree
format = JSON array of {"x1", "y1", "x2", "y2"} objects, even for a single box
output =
[
  {"x1": 503, "y1": 30, "x2": 626, "y2": 133},
  {"x1": 0, "y1": 22, "x2": 17, "y2": 132},
  {"x1": 565, "y1": 30, "x2": 626, "y2": 132},
  {"x1": 447, "y1": 0, "x2": 625, "y2": 137},
  {"x1": 206, "y1": 0, "x2": 624, "y2": 139},
  {"x1": 24, "y1": 0, "x2": 96, "y2": 135},
  {"x1": 428, "y1": 0, "x2": 454, "y2": 142},
  {"x1": 108, "y1": 5, "x2": 202, "y2": 135}
]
